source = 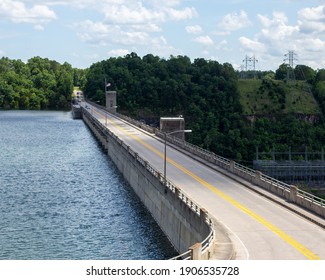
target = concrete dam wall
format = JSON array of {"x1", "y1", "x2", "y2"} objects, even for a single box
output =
[{"x1": 82, "y1": 110, "x2": 215, "y2": 260}]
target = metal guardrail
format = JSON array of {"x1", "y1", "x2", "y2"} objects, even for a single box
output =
[
  {"x1": 170, "y1": 250, "x2": 191, "y2": 260},
  {"x1": 201, "y1": 218, "x2": 214, "y2": 253},
  {"x1": 81, "y1": 107, "x2": 215, "y2": 260},
  {"x1": 298, "y1": 189, "x2": 325, "y2": 207},
  {"x1": 260, "y1": 173, "x2": 290, "y2": 191},
  {"x1": 234, "y1": 162, "x2": 256, "y2": 177},
  {"x1": 155, "y1": 129, "x2": 325, "y2": 210}
]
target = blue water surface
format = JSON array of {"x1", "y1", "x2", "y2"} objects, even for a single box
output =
[{"x1": 0, "y1": 111, "x2": 177, "y2": 260}]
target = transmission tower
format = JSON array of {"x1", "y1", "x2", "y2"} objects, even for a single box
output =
[
  {"x1": 238, "y1": 64, "x2": 245, "y2": 79},
  {"x1": 284, "y1": 50, "x2": 297, "y2": 82},
  {"x1": 243, "y1": 55, "x2": 258, "y2": 78}
]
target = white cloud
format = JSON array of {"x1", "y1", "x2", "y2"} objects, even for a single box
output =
[
  {"x1": 131, "y1": 23, "x2": 161, "y2": 32},
  {"x1": 238, "y1": 5, "x2": 325, "y2": 70},
  {"x1": 107, "y1": 49, "x2": 130, "y2": 57},
  {"x1": 298, "y1": 5, "x2": 325, "y2": 21},
  {"x1": 73, "y1": 20, "x2": 180, "y2": 57},
  {"x1": 194, "y1": 35, "x2": 214, "y2": 45},
  {"x1": 104, "y1": 3, "x2": 165, "y2": 24},
  {"x1": 298, "y1": 5, "x2": 325, "y2": 34},
  {"x1": 239, "y1": 37, "x2": 266, "y2": 52},
  {"x1": 185, "y1": 25, "x2": 202, "y2": 34},
  {"x1": 103, "y1": 3, "x2": 196, "y2": 24},
  {"x1": 67, "y1": 0, "x2": 196, "y2": 54},
  {"x1": 165, "y1": 7, "x2": 197, "y2": 21},
  {"x1": 0, "y1": 0, "x2": 56, "y2": 27},
  {"x1": 216, "y1": 39, "x2": 228, "y2": 51},
  {"x1": 296, "y1": 38, "x2": 325, "y2": 53},
  {"x1": 148, "y1": 0, "x2": 181, "y2": 7},
  {"x1": 148, "y1": 36, "x2": 182, "y2": 57},
  {"x1": 74, "y1": 20, "x2": 151, "y2": 46},
  {"x1": 68, "y1": 0, "x2": 196, "y2": 57},
  {"x1": 34, "y1": 24, "x2": 45, "y2": 30},
  {"x1": 218, "y1": 10, "x2": 251, "y2": 33},
  {"x1": 258, "y1": 12, "x2": 299, "y2": 43},
  {"x1": 42, "y1": 0, "x2": 182, "y2": 9},
  {"x1": 43, "y1": 0, "x2": 125, "y2": 8}
]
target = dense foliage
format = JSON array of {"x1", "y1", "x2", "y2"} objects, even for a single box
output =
[
  {"x1": 240, "y1": 64, "x2": 325, "y2": 162},
  {"x1": 2, "y1": 54, "x2": 325, "y2": 164},
  {"x1": 84, "y1": 53, "x2": 325, "y2": 163},
  {"x1": 0, "y1": 57, "x2": 85, "y2": 110},
  {"x1": 84, "y1": 53, "x2": 248, "y2": 160},
  {"x1": 313, "y1": 69, "x2": 325, "y2": 116}
]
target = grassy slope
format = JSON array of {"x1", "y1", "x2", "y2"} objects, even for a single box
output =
[{"x1": 238, "y1": 79, "x2": 320, "y2": 115}]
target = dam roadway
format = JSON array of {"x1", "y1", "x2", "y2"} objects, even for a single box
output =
[{"x1": 82, "y1": 103, "x2": 325, "y2": 260}]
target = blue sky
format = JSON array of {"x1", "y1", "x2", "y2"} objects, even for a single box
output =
[{"x1": 0, "y1": 0, "x2": 324, "y2": 70}]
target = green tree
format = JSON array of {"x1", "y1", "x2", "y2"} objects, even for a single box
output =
[
  {"x1": 294, "y1": 65, "x2": 316, "y2": 83},
  {"x1": 275, "y1": 63, "x2": 288, "y2": 80}
]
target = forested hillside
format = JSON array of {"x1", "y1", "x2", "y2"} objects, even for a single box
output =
[
  {"x1": 238, "y1": 79, "x2": 320, "y2": 115},
  {"x1": 2, "y1": 53, "x2": 325, "y2": 164},
  {"x1": 0, "y1": 57, "x2": 86, "y2": 110},
  {"x1": 84, "y1": 53, "x2": 325, "y2": 163},
  {"x1": 84, "y1": 53, "x2": 247, "y2": 160}
]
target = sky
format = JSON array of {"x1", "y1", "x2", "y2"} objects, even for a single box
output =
[{"x1": 0, "y1": 0, "x2": 325, "y2": 71}]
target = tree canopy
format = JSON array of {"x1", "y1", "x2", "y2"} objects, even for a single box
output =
[
  {"x1": 0, "y1": 56, "x2": 86, "y2": 110},
  {"x1": 83, "y1": 53, "x2": 246, "y2": 159},
  {"x1": 84, "y1": 54, "x2": 325, "y2": 163},
  {"x1": 2, "y1": 54, "x2": 325, "y2": 165}
]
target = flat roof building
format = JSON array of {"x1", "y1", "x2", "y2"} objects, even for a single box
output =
[{"x1": 160, "y1": 117, "x2": 185, "y2": 140}]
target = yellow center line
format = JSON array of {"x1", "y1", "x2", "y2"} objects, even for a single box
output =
[{"x1": 95, "y1": 108, "x2": 320, "y2": 260}]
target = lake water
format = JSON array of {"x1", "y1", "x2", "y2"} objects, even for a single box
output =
[{"x1": 0, "y1": 111, "x2": 177, "y2": 260}]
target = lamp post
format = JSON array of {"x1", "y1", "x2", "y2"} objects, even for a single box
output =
[
  {"x1": 106, "y1": 106, "x2": 118, "y2": 126},
  {"x1": 164, "y1": 129, "x2": 192, "y2": 187}
]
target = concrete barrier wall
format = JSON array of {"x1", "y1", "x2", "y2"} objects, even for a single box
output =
[
  {"x1": 82, "y1": 111, "x2": 215, "y2": 260},
  {"x1": 156, "y1": 131, "x2": 325, "y2": 219}
]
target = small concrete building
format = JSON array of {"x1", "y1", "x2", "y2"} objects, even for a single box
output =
[
  {"x1": 106, "y1": 91, "x2": 117, "y2": 112},
  {"x1": 71, "y1": 104, "x2": 82, "y2": 119},
  {"x1": 160, "y1": 117, "x2": 185, "y2": 140}
]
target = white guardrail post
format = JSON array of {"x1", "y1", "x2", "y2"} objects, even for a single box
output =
[{"x1": 290, "y1": 185, "x2": 298, "y2": 203}]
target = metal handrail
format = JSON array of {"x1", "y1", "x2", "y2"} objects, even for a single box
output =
[
  {"x1": 260, "y1": 174, "x2": 291, "y2": 191},
  {"x1": 169, "y1": 250, "x2": 191, "y2": 260},
  {"x1": 201, "y1": 225, "x2": 214, "y2": 252},
  {"x1": 298, "y1": 189, "x2": 325, "y2": 207}
]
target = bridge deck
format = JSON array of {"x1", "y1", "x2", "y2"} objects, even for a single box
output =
[{"x1": 83, "y1": 102, "x2": 325, "y2": 260}]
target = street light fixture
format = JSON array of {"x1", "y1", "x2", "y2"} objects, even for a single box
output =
[
  {"x1": 164, "y1": 129, "x2": 192, "y2": 189},
  {"x1": 106, "y1": 106, "x2": 118, "y2": 126}
]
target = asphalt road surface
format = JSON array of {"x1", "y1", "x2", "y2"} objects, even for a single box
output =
[{"x1": 84, "y1": 103, "x2": 325, "y2": 260}]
